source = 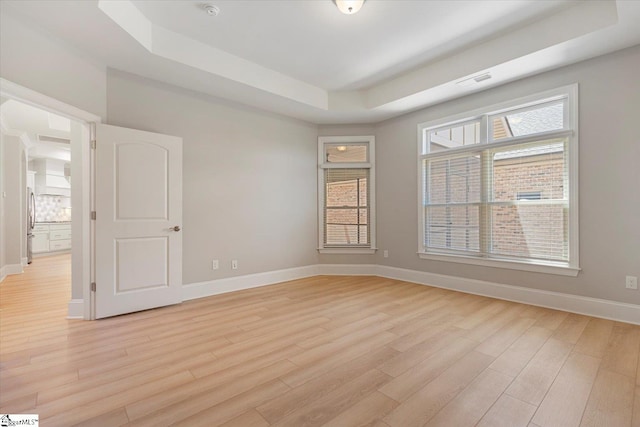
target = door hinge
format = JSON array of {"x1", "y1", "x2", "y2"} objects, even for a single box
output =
[
  {"x1": 91, "y1": 211, "x2": 96, "y2": 220},
  {"x1": 91, "y1": 139, "x2": 96, "y2": 149},
  {"x1": 91, "y1": 282, "x2": 96, "y2": 292}
]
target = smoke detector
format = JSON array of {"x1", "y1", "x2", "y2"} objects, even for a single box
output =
[{"x1": 203, "y1": 4, "x2": 220, "y2": 17}]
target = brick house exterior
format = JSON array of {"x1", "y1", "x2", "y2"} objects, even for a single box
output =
[{"x1": 425, "y1": 117, "x2": 568, "y2": 262}]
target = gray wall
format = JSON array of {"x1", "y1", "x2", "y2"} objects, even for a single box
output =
[
  {"x1": 0, "y1": 132, "x2": 5, "y2": 271},
  {"x1": 373, "y1": 45, "x2": 640, "y2": 305},
  {"x1": 0, "y1": 8, "x2": 107, "y2": 118},
  {"x1": 0, "y1": 133, "x2": 25, "y2": 268},
  {"x1": 106, "y1": 71, "x2": 319, "y2": 285}
]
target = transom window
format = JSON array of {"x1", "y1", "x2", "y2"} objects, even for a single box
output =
[
  {"x1": 318, "y1": 136, "x2": 375, "y2": 254},
  {"x1": 418, "y1": 85, "x2": 579, "y2": 275}
]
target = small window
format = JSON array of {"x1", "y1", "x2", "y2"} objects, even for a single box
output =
[
  {"x1": 318, "y1": 136, "x2": 375, "y2": 253},
  {"x1": 426, "y1": 120, "x2": 481, "y2": 153},
  {"x1": 324, "y1": 144, "x2": 368, "y2": 163},
  {"x1": 325, "y1": 169, "x2": 369, "y2": 246}
]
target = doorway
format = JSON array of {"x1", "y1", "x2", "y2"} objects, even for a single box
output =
[
  {"x1": 1, "y1": 78, "x2": 99, "y2": 319},
  {"x1": 1, "y1": 98, "x2": 78, "y2": 314}
]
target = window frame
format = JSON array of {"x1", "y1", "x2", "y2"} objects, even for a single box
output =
[
  {"x1": 417, "y1": 85, "x2": 579, "y2": 276},
  {"x1": 318, "y1": 135, "x2": 376, "y2": 254}
]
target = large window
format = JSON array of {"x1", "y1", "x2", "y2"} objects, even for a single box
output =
[
  {"x1": 318, "y1": 136, "x2": 375, "y2": 253},
  {"x1": 418, "y1": 85, "x2": 579, "y2": 275}
]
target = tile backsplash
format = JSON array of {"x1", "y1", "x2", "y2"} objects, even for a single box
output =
[{"x1": 36, "y1": 195, "x2": 72, "y2": 222}]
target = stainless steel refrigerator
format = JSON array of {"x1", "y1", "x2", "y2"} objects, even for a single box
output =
[{"x1": 27, "y1": 187, "x2": 35, "y2": 264}]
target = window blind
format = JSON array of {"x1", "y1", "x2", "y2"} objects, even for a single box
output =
[
  {"x1": 426, "y1": 153, "x2": 481, "y2": 252},
  {"x1": 488, "y1": 139, "x2": 568, "y2": 262},
  {"x1": 424, "y1": 138, "x2": 569, "y2": 263},
  {"x1": 324, "y1": 168, "x2": 369, "y2": 246}
]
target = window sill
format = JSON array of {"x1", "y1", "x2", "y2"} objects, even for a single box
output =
[
  {"x1": 319, "y1": 248, "x2": 377, "y2": 255},
  {"x1": 418, "y1": 252, "x2": 580, "y2": 277}
]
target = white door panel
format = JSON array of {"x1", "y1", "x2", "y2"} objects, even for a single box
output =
[
  {"x1": 115, "y1": 237, "x2": 168, "y2": 292},
  {"x1": 116, "y1": 142, "x2": 168, "y2": 220},
  {"x1": 95, "y1": 124, "x2": 182, "y2": 319}
]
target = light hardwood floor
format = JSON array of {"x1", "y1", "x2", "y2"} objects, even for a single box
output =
[{"x1": 1, "y1": 254, "x2": 639, "y2": 426}]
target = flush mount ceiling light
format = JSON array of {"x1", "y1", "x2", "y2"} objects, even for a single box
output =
[
  {"x1": 334, "y1": 0, "x2": 365, "y2": 15},
  {"x1": 203, "y1": 4, "x2": 220, "y2": 17}
]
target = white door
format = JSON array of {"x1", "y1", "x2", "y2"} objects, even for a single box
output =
[{"x1": 95, "y1": 124, "x2": 182, "y2": 319}]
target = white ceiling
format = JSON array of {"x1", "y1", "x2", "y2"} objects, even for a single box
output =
[
  {"x1": 1, "y1": 99, "x2": 72, "y2": 160},
  {"x1": 2, "y1": 0, "x2": 640, "y2": 124},
  {"x1": 131, "y1": 0, "x2": 570, "y2": 92}
]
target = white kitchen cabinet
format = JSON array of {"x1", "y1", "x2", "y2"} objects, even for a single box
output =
[
  {"x1": 49, "y1": 229, "x2": 72, "y2": 240},
  {"x1": 49, "y1": 239, "x2": 72, "y2": 251},
  {"x1": 33, "y1": 224, "x2": 49, "y2": 232},
  {"x1": 32, "y1": 228, "x2": 50, "y2": 253},
  {"x1": 49, "y1": 223, "x2": 71, "y2": 252},
  {"x1": 32, "y1": 223, "x2": 72, "y2": 253}
]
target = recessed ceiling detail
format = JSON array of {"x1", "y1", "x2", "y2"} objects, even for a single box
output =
[
  {"x1": 4, "y1": 1, "x2": 640, "y2": 123},
  {"x1": 98, "y1": 0, "x2": 328, "y2": 110}
]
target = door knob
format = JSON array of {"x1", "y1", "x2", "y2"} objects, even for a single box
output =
[{"x1": 171, "y1": 226, "x2": 181, "y2": 232}]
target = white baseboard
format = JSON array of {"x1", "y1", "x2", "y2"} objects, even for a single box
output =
[
  {"x1": 375, "y1": 265, "x2": 640, "y2": 326},
  {"x1": 183, "y1": 265, "x2": 321, "y2": 301},
  {"x1": 180, "y1": 263, "x2": 639, "y2": 326},
  {"x1": 22, "y1": 257, "x2": 29, "y2": 266},
  {"x1": 0, "y1": 263, "x2": 24, "y2": 282},
  {"x1": 318, "y1": 264, "x2": 377, "y2": 276},
  {"x1": 67, "y1": 299, "x2": 84, "y2": 319}
]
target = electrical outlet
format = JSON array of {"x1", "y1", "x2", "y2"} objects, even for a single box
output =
[
  {"x1": 232, "y1": 260, "x2": 238, "y2": 270},
  {"x1": 211, "y1": 260, "x2": 219, "y2": 270},
  {"x1": 383, "y1": 250, "x2": 389, "y2": 258},
  {"x1": 626, "y1": 275, "x2": 638, "y2": 290}
]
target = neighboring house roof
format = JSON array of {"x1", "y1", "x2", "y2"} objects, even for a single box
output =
[
  {"x1": 506, "y1": 102, "x2": 564, "y2": 137},
  {"x1": 494, "y1": 102, "x2": 565, "y2": 160}
]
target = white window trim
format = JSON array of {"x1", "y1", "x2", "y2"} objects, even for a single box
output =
[
  {"x1": 417, "y1": 84, "x2": 579, "y2": 276},
  {"x1": 417, "y1": 253, "x2": 580, "y2": 277},
  {"x1": 318, "y1": 135, "x2": 376, "y2": 253}
]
